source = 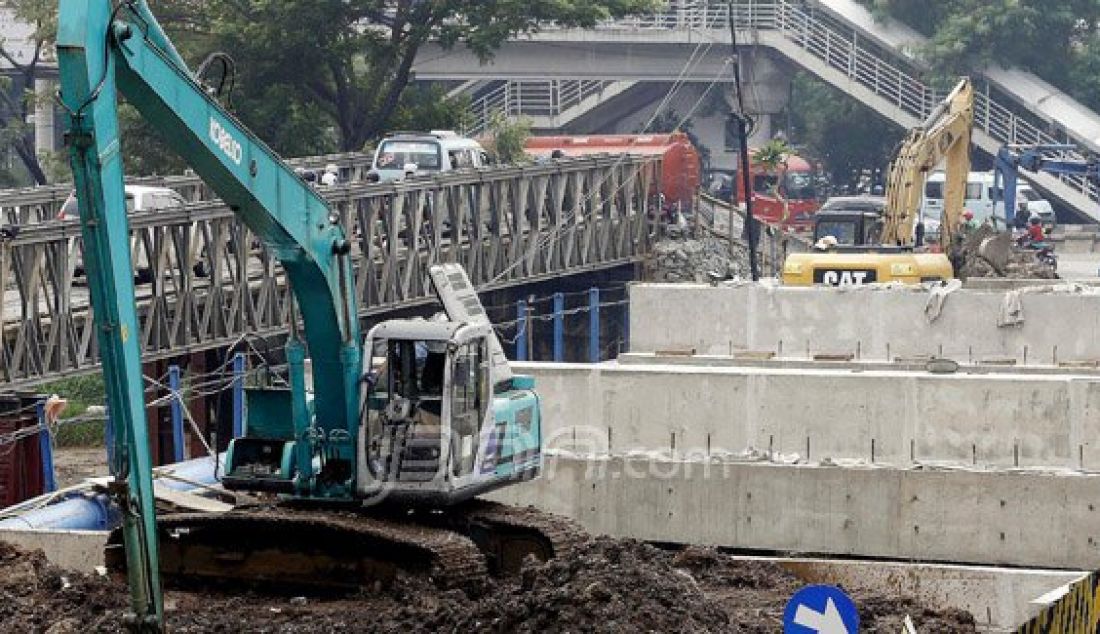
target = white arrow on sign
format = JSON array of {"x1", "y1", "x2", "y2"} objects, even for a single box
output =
[{"x1": 794, "y1": 597, "x2": 850, "y2": 634}]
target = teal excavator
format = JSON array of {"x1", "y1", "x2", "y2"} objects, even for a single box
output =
[{"x1": 58, "y1": 1, "x2": 560, "y2": 630}]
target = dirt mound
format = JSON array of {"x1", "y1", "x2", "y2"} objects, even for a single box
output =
[{"x1": 0, "y1": 538, "x2": 978, "y2": 632}]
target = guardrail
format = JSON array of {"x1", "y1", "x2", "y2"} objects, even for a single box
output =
[
  {"x1": 0, "y1": 151, "x2": 377, "y2": 225},
  {"x1": 0, "y1": 154, "x2": 661, "y2": 387}
]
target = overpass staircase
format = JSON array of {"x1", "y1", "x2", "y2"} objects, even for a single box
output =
[
  {"x1": 461, "y1": 80, "x2": 636, "y2": 137},
  {"x1": 448, "y1": 0, "x2": 1100, "y2": 222}
]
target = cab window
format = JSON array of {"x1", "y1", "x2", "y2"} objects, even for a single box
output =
[{"x1": 450, "y1": 339, "x2": 488, "y2": 476}]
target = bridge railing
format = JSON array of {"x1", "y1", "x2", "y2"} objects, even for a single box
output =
[
  {"x1": 0, "y1": 151, "x2": 377, "y2": 225},
  {"x1": 0, "y1": 154, "x2": 661, "y2": 387},
  {"x1": 552, "y1": 0, "x2": 1098, "y2": 206}
]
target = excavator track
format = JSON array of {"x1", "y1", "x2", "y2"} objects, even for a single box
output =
[
  {"x1": 109, "y1": 505, "x2": 487, "y2": 592},
  {"x1": 456, "y1": 500, "x2": 586, "y2": 575},
  {"x1": 106, "y1": 501, "x2": 586, "y2": 593}
]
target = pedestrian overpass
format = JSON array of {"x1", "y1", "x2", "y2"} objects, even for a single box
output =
[{"x1": 416, "y1": 0, "x2": 1100, "y2": 223}]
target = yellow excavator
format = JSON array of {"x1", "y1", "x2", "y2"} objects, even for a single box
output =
[{"x1": 782, "y1": 78, "x2": 973, "y2": 286}]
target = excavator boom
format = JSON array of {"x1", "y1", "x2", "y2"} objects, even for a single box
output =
[
  {"x1": 59, "y1": 3, "x2": 555, "y2": 628},
  {"x1": 882, "y1": 78, "x2": 974, "y2": 247},
  {"x1": 783, "y1": 78, "x2": 973, "y2": 286}
]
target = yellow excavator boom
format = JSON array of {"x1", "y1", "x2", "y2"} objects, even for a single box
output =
[
  {"x1": 782, "y1": 78, "x2": 973, "y2": 287},
  {"x1": 882, "y1": 78, "x2": 974, "y2": 247}
]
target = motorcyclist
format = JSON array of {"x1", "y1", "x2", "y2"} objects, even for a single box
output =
[{"x1": 1026, "y1": 215, "x2": 1045, "y2": 244}]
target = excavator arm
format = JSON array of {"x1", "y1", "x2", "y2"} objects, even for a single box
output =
[
  {"x1": 57, "y1": 0, "x2": 361, "y2": 627},
  {"x1": 881, "y1": 78, "x2": 974, "y2": 247}
]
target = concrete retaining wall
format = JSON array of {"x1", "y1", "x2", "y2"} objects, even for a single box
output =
[
  {"x1": 488, "y1": 455, "x2": 1100, "y2": 571},
  {"x1": 628, "y1": 283, "x2": 1100, "y2": 364},
  {"x1": 515, "y1": 361, "x2": 1100, "y2": 470}
]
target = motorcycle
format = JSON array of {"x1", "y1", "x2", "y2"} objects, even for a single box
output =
[{"x1": 1015, "y1": 234, "x2": 1058, "y2": 272}]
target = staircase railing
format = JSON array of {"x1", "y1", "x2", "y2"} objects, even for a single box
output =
[
  {"x1": 584, "y1": 0, "x2": 1097, "y2": 205},
  {"x1": 464, "y1": 80, "x2": 618, "y2": 136}
]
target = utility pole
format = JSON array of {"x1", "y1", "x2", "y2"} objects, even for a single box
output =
[{"x1": 727, "y1": 1, "x2": 760, "y2": 282}]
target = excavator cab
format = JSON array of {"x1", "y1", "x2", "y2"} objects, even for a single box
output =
[
  {"x1": 224, "y1": 264, "x2": 541, "y2": 505},
  {"x1": 357, "y1": 321, "x2": 539, "y2": 504}
]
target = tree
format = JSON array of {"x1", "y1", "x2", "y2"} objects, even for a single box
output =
[
  {"x1": 196, "y1": 0, "x2": 659, "y2": 153},
  {"x1": 786, "y1": 73, "x2": 904, "y2": 191},
  {"x1": 0, "y1": 0, "x2": 55, "y2": 184},
  {"x1": 859, "y1": 0, "x2": 1100, "y2": 112},
  {"x1": 484, "y1": 112, "x2": 531, "y2": 165}
]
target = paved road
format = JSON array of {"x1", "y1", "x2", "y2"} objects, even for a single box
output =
[{"x1": 1056, "y1": 252, "x2": 1100, "y2": 281}]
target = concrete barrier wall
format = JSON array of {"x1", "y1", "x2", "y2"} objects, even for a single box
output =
[
  {"x1": 628, "y1": 283, "x2": 1100, "y2": 364},
  {"x1": 515, "y1": 362, "x2": 1100, "y2": 470},
  {"x1": 488, "y1": 455, "x2": 1100, "y2": 570}
]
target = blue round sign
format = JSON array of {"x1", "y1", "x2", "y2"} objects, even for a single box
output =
[{"x1": 783, "y1": 584, "x2": 860, "y2": 634}]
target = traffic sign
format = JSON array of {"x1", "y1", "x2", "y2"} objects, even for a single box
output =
[{"x1": 783, "y1": 585, "x2": 860, "y2": 634}]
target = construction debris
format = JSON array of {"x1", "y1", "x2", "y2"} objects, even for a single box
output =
[
  {"x1": 0, "y1": 538, "x2": 978, "y2": 632},
  {"x1": 646, "y1": 228, "x2": 750, "y2": 283},
  {"x1": 956, "y1": 226, "x2": 1057, "y2": 280}
]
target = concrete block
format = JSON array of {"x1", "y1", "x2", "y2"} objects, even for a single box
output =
[
  {"x1": 0, "y1": 528, "x2": 107, "y2": 571},
  {"x1": 628, "y1": 283, "x2": 1100, "y2": 365},
  {"x1": 489, "y1": 455, "x2": 1100, "y2": 570},
  {"x1": 515, "y1": 361, "x2": 1100, "y2": 470}
]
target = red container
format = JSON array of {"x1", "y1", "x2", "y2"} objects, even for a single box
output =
[
  {"x1": 525, "y1": 133, "x2": 702, "y2": 210},
  {"x1": 0, "y1": 395, "x2": 46, "y2": 508}
]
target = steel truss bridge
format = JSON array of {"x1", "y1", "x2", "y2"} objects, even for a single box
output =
[{"x1": 0, "y1": 153, "x2": 664, "y2": 388}]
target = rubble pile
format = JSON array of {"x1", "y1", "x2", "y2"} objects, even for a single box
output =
[
  {"x1": 646, "y1": 228, "x2": 750, "y2": 283},
  {"x1": 956, "y1": 225, "x2": 1057, "y2": 280},
  {"x1": 0, "y1": 538, "x2": 978, "y2": 632}
]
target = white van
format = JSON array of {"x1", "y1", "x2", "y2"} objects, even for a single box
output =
[
  {"x1": 921, "y1": 171, "x2": 1055, "y2": 230},
  {"x1": 368, "y1": 131, "x2": 488, "y2": 183}
]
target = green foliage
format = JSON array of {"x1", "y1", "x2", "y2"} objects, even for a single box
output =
[
  {"x1": 485, "y1": 113, "x2": 531, "y2": 164},
  {"x1": 188, "y1": 0, "x2": 658, "y2": 153},
  {"x1": 859, "y1": 0, "x2": 1100, "y2": 111},
  {"x1": 752, "y1": 139, "x2": 792, "y2": 172},
  {"x1": 787, "y1": 73, "x2": 904, "y2": 189}
]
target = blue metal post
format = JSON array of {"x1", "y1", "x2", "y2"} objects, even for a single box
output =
[
  {"x1": 516, "y1": 300, "x2": 528, "y2": 361},
  {"x1": 552, "y1": 292, "x2": 565, "y2": 362},
  {"x1": 169, "y1": 365, "x2": 185, "y2": 463},
  {"x1": 588, "y1": 288, "x2": 600, "y2": 363},
  {"x1": 35, "y1": 400, "x2": 56, "y2": 493},
  {"x1": 232, "y1": 353, "x2": 246, "y2": 438}
]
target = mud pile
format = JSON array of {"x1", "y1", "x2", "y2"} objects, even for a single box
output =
[{"x1": 0, "y1": 538, "x2": 977, "y2": 632}]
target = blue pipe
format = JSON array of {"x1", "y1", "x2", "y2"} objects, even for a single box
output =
[{"x1": 0, "y1": 454, "x2": 222, "y2": 532}]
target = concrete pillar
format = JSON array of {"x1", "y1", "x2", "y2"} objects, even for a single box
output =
[{"x1": 33, "y1": 78, "x2": 55, "y2": 155}]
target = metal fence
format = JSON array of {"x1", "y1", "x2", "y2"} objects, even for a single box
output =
[{"x1": 0, "y1": 154, "x2": 661, "y2": 387}]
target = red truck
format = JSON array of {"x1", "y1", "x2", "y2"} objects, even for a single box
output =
[
  {"x1": 734, "y1": 151, "x2": 821, "y2": 231},
  {"x1": 525, "y1": 133, "x2": 701, "y2": 212}
]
